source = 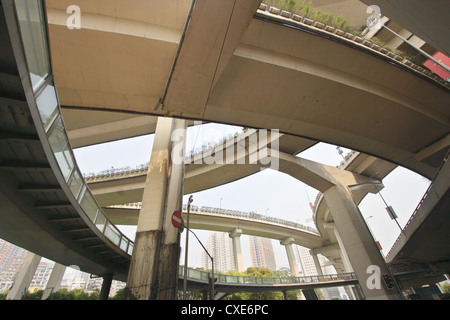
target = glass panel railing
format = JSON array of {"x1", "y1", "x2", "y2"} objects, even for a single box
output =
[
  {"x1": 14, "y1": 0, "x2": 51, "y2": 92},
  {"x1": 94, "y1": 212, "x2": 107, "y2": 233},
  {"x1": 48, "y1": 117, "x2": 75, "y2": 182},
  {"x1": 68, "y1": 169, "x2": 84, "y2": 200},
  {"x1": 187, "y1": 269, "x2": 201, "y2": 280},
  {"x1": 281, "y1": 277, "x2": 293, "y2": 284},
  {"x1": 36, "y1": 84, "x2": 59, "y2": 132},
  {"x1": 104, "y1": 222, "x2": 121, "y2": 246},
  {"x1": 262, "y1": 277, "x2": 275, "y2": 284},
  {"x1": 79, "y1": 187, "x2": 99, "y2": 222},
  {"x1": 14, "y1": 0, "x2": 134, "y2": 257},
  {"x1": 178, "y1": 267, "x2": 357, "y2": 287},
  {"x1": 119, "y1": 238, "x2": 129, "y2": 252},
  {"x1": 127, "y1": 243, "x2": 134, "y2": 255}
]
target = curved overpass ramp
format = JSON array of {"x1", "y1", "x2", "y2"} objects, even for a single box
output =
[
  {"x1": 45, "y1": 0, "x2": 450, "y2": 181},
  {"x1": 0, "y1": 0, "x2": 132, "y2": 281},
  {"x1": 1, "y1": 0, "x2": 449, "y2": 296},
  {"x1": 104, "y1": 205, "x2": 325, "y2": 250}
]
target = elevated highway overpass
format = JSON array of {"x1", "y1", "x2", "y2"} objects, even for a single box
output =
[
  {"x1": 1, "y1": 0, "x2": 449, "y2": 299},
  {"x1": 45, "y1": 0, "x2": 450, "y2": 181},
  {"x1": 104, "y1": 204, "x2": 325, "y2": 250},
  {"x1": 85, "y1": 131, "x2": 400, "y2": 278},
  {"x1": 84, "y1": 136, "x2": 395, "y2": 252},
  {"x1": 179, "y1": 266, "x2": 358, "y2": 297}
]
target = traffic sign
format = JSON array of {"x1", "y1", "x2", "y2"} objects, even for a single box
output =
[{"x1": 172, "y1": 210, "x2": 183, "y2": 228}]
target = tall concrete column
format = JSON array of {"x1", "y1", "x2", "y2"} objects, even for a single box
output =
[
  {"x1": 99, "y1": 274, "x2": 113, "y2": 300},
  {"x1": 126, "y1": 117, "x2": 187, "y2": 300},
  {"x1": 41, "y1": 263, "x2": 66, "y2": 300},
  {"x1": 310, "y1": 250, "x2": 323, "y2": 275},
  {"x1": 230, "y1": 228, "x2": 244, "y2": 273},
  {"x1": 323, "y1": 222, "x2": 354, "y2": 273},
  {"x1": 159, "y1": 119, "x2": 187, "y2": 299},
  {"x1": 323, "y1": 184, "x2": 402, "y2": 300},
  {"x1": 6, "y1": 252, "x2": 41, "y2": 300},
  {"x1": 323, "y1": 222, "x2": 357, "y2": 300},
  {"x1": 280, "y1": 237, "x2": 299, "y2": 277},
  {"x1": 309, "y1": 250, "x2": 330, "y2": 300}
]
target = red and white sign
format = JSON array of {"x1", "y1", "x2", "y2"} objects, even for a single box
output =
[
  {"x1": 423, "y1": 51, "x2": 450, "y2": 80},
  {"x1": 171, "y1": 210, "x2": 183, "y2": 228}
]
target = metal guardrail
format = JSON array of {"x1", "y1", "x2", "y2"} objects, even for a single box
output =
[
  {"x1": 257, "y1": 3, "x2": 450, "y2": 90},
  {"x1": 83, "y1": 128, "x2": 253, "y2": 180},
  {"x1": 179, "y1": 266, "x2": 356, "y2": 286},
  {"x1": 186, "y1": 205, "x2": 319, "y2": 234}
]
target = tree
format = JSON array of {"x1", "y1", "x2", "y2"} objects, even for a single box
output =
[
  {"x1": 47, "y1": 288, "x2": 99, "y2": 300},
  {"x1": 23, "y1": 289, "x2": 43, "y2": 300},
  {"x1": 110, "y1": 288, "x2": 127, "y2": 300},
  {"x1": 223, "y1": 267, "x2": 299, "y2": 300}
]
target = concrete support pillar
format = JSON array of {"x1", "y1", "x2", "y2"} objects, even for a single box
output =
[
  {"x1": 309, "y1": 249, "x2": 330, "y2": 300},
  {"x1": 229, "y1": 228, "x2": 243, "y2": 273},
  {"x1": 323, "y1": 223, "x2": 357, "y2": 300},
  {"x1": 310, "y1": 250, "x2": 322, "y2": 275},
  {"x1": 99, "y1": 274, "x2": 113, "y2": 300},
  {"x1": 41, "y1": 263, "x2": 66, "y2": 300},
  {"x1": 6, "y1": 252, "x2": 41, "y2": 300},
  {"x1": 126, "y1": 117, "x2": 187, "y2": 300},
  {"x1": 159, "y1": 119, "x2": 187, "y2": 299},
  {"x1": 323, "y1": 222, "x2": 354, "y2": 273},
  {"x1": 323, "y1": 185, "x2": 402, "y2": 300},
  {"x1": 280, "y1": 237, "x2": 299, "y2": 277}
]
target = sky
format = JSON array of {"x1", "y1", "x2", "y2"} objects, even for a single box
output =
[{"x1": 73, "y1": 122, "x2": 431, "y2": 272}]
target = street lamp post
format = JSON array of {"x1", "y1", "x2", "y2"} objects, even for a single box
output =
[
  {"x1": 378, "y1": 192, "x2": 403, "y2": 234},
  {"x1": 186, "y1": 226, "x2": 215, "y2": 300}
]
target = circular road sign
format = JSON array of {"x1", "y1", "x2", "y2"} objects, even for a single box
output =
[{"x1": 172, "y1": 210, "x2": 183, "y2": 228}]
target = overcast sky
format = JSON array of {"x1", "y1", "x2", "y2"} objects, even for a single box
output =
[{"x1": 73, "y1": 122, "x2": 431, "y2": 271}]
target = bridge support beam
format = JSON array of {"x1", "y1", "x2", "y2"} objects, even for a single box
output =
[
  {"x1": 99, "y1": 274, "x2": 113, "y2": 300},
  {"x1": 126, "y1": 117, "x2": 186, "y2": 300},
  {"x1": 41, "y1": 263, "x2": 65, "y2": 300},
  {"x1": 323, "y1": 185, "x2": 402, "y2": 300},
  {"x1": 323, "y1": 222, "x2": 358, "y2": 300},
  {"x1": 6, "y1": 252, "x2": 41, "y2": 300},
  {"x1": 309, "y1": 249, "x2": 330, "y2": 300},
  {"x1": 230, "y1": 228, "x2": 244, "y2": 273},
  {"x1": 280, "y1": 237, "x2": 299, "y2": 277}
]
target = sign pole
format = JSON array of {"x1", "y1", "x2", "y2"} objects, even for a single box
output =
[{"x1": 183, "y1": 195, "x2": 193, "y2": 300}]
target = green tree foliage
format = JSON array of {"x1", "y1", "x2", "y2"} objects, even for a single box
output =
[
  {"x1": 47, "y1": 288, "x2": 99, "y2": 300},
  {"x1": 23, "y1": 289, "x2": 43, "y2": 300},
  {"x1": 0, "y1": 291, "x2": 8, "y2": 300},
  {"x1": 223, "y1": 267, "x2": 301, "y2": 300},
  {"x1": 442, "y1": 282, "x2": 450, "y2": 294}
]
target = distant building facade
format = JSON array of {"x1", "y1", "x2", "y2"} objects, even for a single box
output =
[
  {"x1": 249, "y1": 236, "x2": 276, "y2": 271},
  {"x1": 203, "y1": 232, "x2": 236, "y2": 273}
]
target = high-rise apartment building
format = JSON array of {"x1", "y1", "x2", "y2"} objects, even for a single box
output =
[
  {"x1": 249, "y1": 236, "x2": 276, "y2": 271},
  {"x1": 0, "y1": 239, "x2": 27, "y2": 274},
  {"x1": 203, "y1": 232, "x2": 236, "y2": 273},
  {"x1": 295, "y1": 245, "x2": 318, "y2": 276}
]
